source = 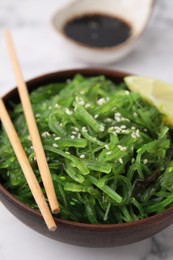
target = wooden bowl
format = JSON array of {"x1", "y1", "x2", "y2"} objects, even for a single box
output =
[{"x1": 1, "y1": 68, "x2": 173, "y2": 247}]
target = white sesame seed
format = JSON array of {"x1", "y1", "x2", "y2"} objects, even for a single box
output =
[
  {"x1": 30, "y1": 146, "x2": 34, "y2": 150},
  {"x1": 72, "y1": 131, "x2": 77, "y2": 135},
  {"x1": 65, "y1": 108, "x2": 73, "y2": 115},
  {"x1": 119, "y1": 158, "x2": 123, "y2": 164},
  {"x1": 108, "y1": 126, "x2": 114, "y2": 132},
  {"x1": 55, "y1": 104, "x2": 61, "y2": 109},
  {"x1": 65, "y1": 151, "x2": 70, "y2": 154},
  {"x1": 122, "y1": 129, "x2": 130, "y2": 134},
  {"x1": 115, "y1": 112, "x2": 121, "y2": 117},
  {"x1": 144, "y1": 128, "x2": 148, "y2": 132},
  {"x1": 114, "y1": 127, "x2": 122, "y2": 134},
  {"x1": 133, "y1": 112, "x2": 138, "y2": 117},
  {"x1": 48, "y1": 106, "x2": 52, "y2": 110},
  {"x1": 27, "y1": 135, "x2": 31, "y2": 140},
  {"x1": 131, "y1": 158, "x2": 135, "y2": 163},
  {"x1": 106, "y1": 151, "x2": 112, "y2": 155},
  {"x1": 54, "y1": 137, "x2": 61, "y2": 140},
  {"x1": 42, "y1": 131, "x2": 50, "y2": 137},
  {"x1": 80, "y1": 154, "x2": 85, "y2": 158},
  {"x1": 85, "y1": 103, "x2": 91, "y2": 108},
  {"x1": 74, "y1": 127, "x2": 79, "y2": 132},
  {"x1": 135, "y1": 129, "x2": 140, "y2": 137},
  {"x1": 125, "y1": 90, "x2": 130, "y2": 95},
  {"x1": 34, "y1": 156, "x2": 37, "y2": 161},
  {"x1": 71, "y1": 135, "x2": 75, "y2": 139},
  {"x1": 75, "y1": 133, "x2": 80, "y2": 138},
  {"x1": 35, "y1": 113, "x2": 40, "y2": 118},
  {"x1": 131, "y1": 133, "x2": 137, "y2": 139},
  {"x1": 99, "y1": 125, "x2": 105, "y2": 132},
  {"x1": 143, "y1": 159, "x2": 148, "y2": 165},
  {"x1": 120, "y1": 125, "x2": 126, "y2": 129},
  {"x1": 53, "y1": 143, "x2": 58, "y2": 148},
  {"x1": 105, "y1": 144, "x2": 109, "y2": 150},
  {"x1": 131, "y1": 129, "x2": 140, "y2": 139},
  {"x1": 124, "y1": 118, "x2": 130, "y2": 122},
  {"x1": 97, "y1": 98, "x2": 106, "y2": 105},
  {"x1": 115, "y1": 117, "x2": 121, "y2": 122},
  {"x1": 105, "y1": 118, "x2": 112, "y2": 122},
  {"x1": 79, "y1": 100, "x2": 85, "y2": 105},
  {"x1": 117, "y1": 145, "x2": 127, "y2": 152},
  {"x1": 94, "y1": 114, "x2": 99, "y2": 119},
  {"x1": 76, "y1": 97, "x2": 85, "y2": 105},
  {"x1": 114, "y1": 129, "x2": 121, "y2": 134},
  {"x1": 82, "y1": 126, "x2": 88, "y2": 132},
  {"x1": 131, "y1": 126, "x2": 136, "y2": 130}
]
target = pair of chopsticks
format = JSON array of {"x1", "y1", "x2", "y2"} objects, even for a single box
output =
[{"x1": 0, "y1": 31, "x2": 60, "y2": 231}]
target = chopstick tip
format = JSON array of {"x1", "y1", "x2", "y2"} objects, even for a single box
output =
[
  {"x1": 49, "y1": 225, "x2": 57, "y2": 232},
  {"x1": 52, "y1": 207, "x2": 60, "y2": 215}
]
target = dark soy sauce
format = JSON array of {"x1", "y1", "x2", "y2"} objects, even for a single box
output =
[{"x1": 63, "y1": 14, "x2": 132, "y2": 48}]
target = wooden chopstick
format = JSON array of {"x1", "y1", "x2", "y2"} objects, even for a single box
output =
[
  {"x1": 4, "y1": 30, "x2": 60, "y2": 214},
  {"x1": 0, "y1": 98, "x2": 57, "y2": 231}
]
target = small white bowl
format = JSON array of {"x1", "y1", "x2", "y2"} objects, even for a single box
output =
[{"x1": 52, "y1": 0, "x2": 155, "y2": 64}]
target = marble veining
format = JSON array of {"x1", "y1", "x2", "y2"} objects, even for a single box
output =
[{"x1": 0, "y1": 0, "x2": 173, "y2": 260}]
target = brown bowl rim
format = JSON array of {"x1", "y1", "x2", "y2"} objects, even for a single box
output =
[{"x1": 1, "y1": 67, "x2": 173, "y2": 232}]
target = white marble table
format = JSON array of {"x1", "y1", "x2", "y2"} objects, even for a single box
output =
[{"x1": 0, "y1": 0, "x2": 173, "y2": 259}]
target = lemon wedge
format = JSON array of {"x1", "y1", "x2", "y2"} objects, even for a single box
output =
[{"x1": 124, "y1": 76, "x2": 173, "y2": 127}]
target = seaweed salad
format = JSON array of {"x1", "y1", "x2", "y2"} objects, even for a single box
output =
[{"x1": 0, "y1": 74, "x2": 173, "y2": 224}]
